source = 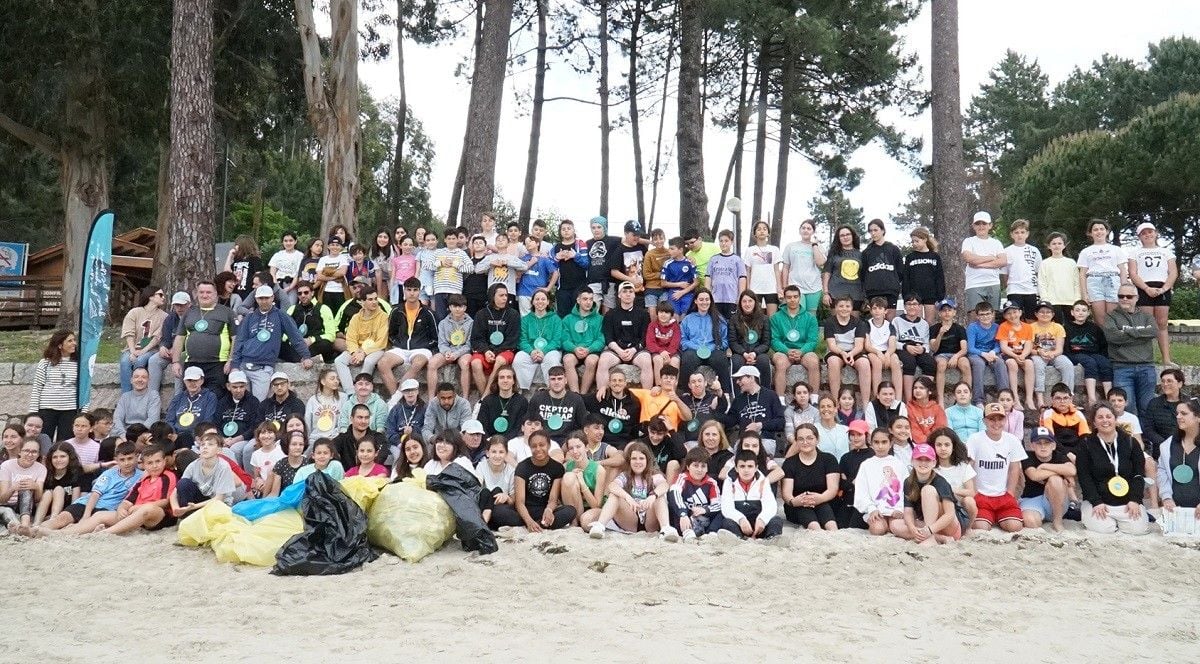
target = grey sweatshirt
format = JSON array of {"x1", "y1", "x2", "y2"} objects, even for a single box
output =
[
  {"x1": 423, "y1": 396, "x2": 473, "y2": 441},
  {"x1": 112, "y1": 388, "x2": 162, "y2": 438}
]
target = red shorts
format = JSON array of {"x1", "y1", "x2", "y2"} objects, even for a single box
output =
[
  {"x1": 974, "y1": 493, "x2": 1022, "y2": 525},
  {"x1": 471, "y1": 350, "x2": 515, "y2": 373}
]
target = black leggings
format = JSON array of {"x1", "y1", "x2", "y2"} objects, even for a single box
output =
[
  {"x1": 785, "y1": 502, "x2": 837, "y2": 528},
  {"x1": 718, "y1": 515, "x2": 784, "y2": 539},
  {"x1": 489, "y1": 503, "x2": 577, "y2": 530},
  {"x1": 38, "y1": 408, "x2": 77, "y2": 442}
]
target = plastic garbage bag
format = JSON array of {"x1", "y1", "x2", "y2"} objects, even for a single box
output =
[
  {"x1": 177, "y1": 501, "x2": 239, "y2": 547},
  {"x1": 213, "y1": 510, "x2": 305, "y2": 567},
  {"x1": 425, "y1": 463, "x2": 498, "y2": 555},
  {"x1": 272, "y1": 470, "x2": 378, "y2": 576},
  {"x1": 232, "y1": 478, "x2": 307, "y2": 521},
  {"x1": 340, "y1": 476, "x2": 388, "y2": 513},
  {"x1": 367, "y1": 472, "x2": 456, "y2": 563}
]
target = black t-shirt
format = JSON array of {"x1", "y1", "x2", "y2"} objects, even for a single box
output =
[
  {"x1": 903, "y1": 473, "x2": 956, "y2": 521},
  {"x1": 1021, "y1": 450, "x2": 1069, "y2": 498},
  {"x1": 612, "y1": 242, "x2": 646, "y2": 286},
  {"x1": 839, "y1": 448, "x2": 873, "y2": 503},
  {"x1": 516, "y1": 457, "x2": 565, "y2": 514},
  {"x1": 555, "y1": 241, "x2": 587, "y2": 290},
  {"x1": 707, "y1": 449, "x2": 733, "y2": 481},
  {"x1": 823, "y1": 317, "x2": 867, "y2": 353},
  {"x1": 782, "y1": 451, "x2": 840, "y2": 495},
  {"x1": 586, "y1": 236, "x2": 620, "y2": 284},
  {"x1": 646, "y1": 437, "x2": 686, "y2": 470},
  {"x1": 930, "y1": 322, "x2": 967, "y2": 355}
]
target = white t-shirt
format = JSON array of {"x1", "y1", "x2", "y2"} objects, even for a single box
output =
[
  {"x1": 961, "y1": 236, "x2": 1005, "y2": 289},
  {"x1": 268, "y1": 249, "x2": 303, "y2": 281},
  {"x1": 782, "y1": 241, "x2": 823, "y2": 293},
  {"x1": 1130, "y1": 246, "x2": 1174, "y2": 285},
  {"x1": 935, "y1": 462, "x2": 976, "y2": 492},
  {"x1": 1003, "y1": 244, "x2": 1042, "y2": 295},
  {"x1": 250, "y1": 446, "x2": 286, "y2": 481},
  {"x1": 866, "y1": 318, "x2": 893, "y2": 351},
  {"x1": 423, "y1": 457, "x2": 475, "y2": 475},
  {"x1": 316, "y1": 254, "x2": 351, "y2": 293},
  {"x1": 966, "y1": 430, "x2": 1027, "y2": 497},
  {"x1": 742, "y1": 244, "x2": 782, "y2": 295},
  {"x1": 475, "y1": 459, "x2": 515, "y2": 494},
  {"x1": 1116, "y1": 411, "x2": 1143, "y2": 437},
  {"x1": 1077, "y1": 244, "x2": 1126, "y2": 275}
]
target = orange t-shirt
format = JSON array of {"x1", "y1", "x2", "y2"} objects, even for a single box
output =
[{"x1": 996, "y1": 321, "x2": 1032, "y2": 354}]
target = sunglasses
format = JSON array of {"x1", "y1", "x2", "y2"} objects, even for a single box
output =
[{"x1": 1118, "y1": 294, "x2": 1136, "y2": 300}]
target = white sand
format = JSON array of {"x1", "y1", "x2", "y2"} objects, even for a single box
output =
[{"x1": 5, "y1": 523, "x2": 1199, "y2": 662}]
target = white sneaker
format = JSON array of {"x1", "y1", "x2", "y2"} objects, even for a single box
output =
[
  {"x1": 660, "y1": 530, "x2": 680, "y2": 543},
  {"x1": 682, "y1": 529, "x2": 696, "y2": 542},
  {"x1": 588, "y1": 522, "x2": 605, "y2": 539}
]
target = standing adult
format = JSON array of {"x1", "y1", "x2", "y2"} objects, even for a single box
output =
[
  {"x1": 118, "y1": 286, "x2": 167, "y2": 393},
  {"x1": 822, "y1": 225, "x2": 865, "y2": 313},
  {"x1": 27, "y1": 330, "x2": 80, "y2": 441},
  {"x1": 172, "y1": 280, "x2": 237, "y2": 398},
  {"x1": 232, "y1": 285, "x2": 312, "y2": 401},
  {"x1": 960, "y1": 211, "x2": 1007, "y2": 315},
  {"x1": 779, "y1": 218, "x2": 825, "y2": 314},
  {"x1": 1127, "y1": 222, "x2": 1177, "y2": 368},
  {"x1": 1077, "y1": 402, "x2": 1148, "y2": 535},
  {"x1": 1104, "y1": 283, "x2": 1158, "y2": 418},
  {"x1": 224, "y1": 235, "x2": 264, "y2": 302},
  {"x1": 148, "y1": 291, "x2": 191, "y2": 395}
]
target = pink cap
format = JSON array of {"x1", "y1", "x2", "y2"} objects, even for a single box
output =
[
  {"x1": 847, "y1": 420, "x2": 870, "y2": 434},
  {"x1": 911, "y1": 443, "x2": 936, "y2": 461}
]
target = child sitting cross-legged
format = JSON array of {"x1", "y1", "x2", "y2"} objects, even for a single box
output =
[
  {"x1": 718, "y1": 448, "x2": 784, "y2": 540},
  {"x1": 34, "y1": 441, "x2": 142, "y2": 537}
]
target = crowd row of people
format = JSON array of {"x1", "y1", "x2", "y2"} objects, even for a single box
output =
[{"x1": 4, "y1": 212, "x2": 1197, "y2": 544}]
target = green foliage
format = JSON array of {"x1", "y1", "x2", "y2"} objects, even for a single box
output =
[
  {"x1": 808, "y1": 187, "x2": 864, "y2": 237},
  {"x1": 1172, "y1": 285, "x2": 1199, "y2": 320}
]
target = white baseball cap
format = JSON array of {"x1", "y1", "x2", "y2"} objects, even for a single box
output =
[
  {"x1": 400, "y1": 378, "x2": 420, "y2": 392},
  {"x1": 183, "y1": 366, "x2": 204, "y2": 381},
  {"x1": 254, "y1": 285, "x2": 274, "y2": 299},
  {"x1": 732, "y1": 366, "x2": 760, "y2": 379},
  {"x1": 460, "y1": 419, "x2": 485, "y2": 435},
  {"x1": 270, "y1": 371, "x2": 290, "y2": 383},
  {"x1": 1135, "y1": 222, "x2": 1156, "y2": 235},
  {"x1": 227, "y1": 370, "x2": 248, "y2": 385},
  {"x1": 171, "y1": 292, "x2": 191, "y2": 305},
  {"x1": 972, "y1": 211, "x2": 992, "y2": 225}
]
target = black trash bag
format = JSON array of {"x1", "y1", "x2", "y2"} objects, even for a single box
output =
[
  {"x1": 272, "y1": 471, "x2": 379, "y2": 576},
  {"x1": 425, "y1": 463, "x2": 499, "y2": 555}
]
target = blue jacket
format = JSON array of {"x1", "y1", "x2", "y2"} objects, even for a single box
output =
[
  {"x1": 385, "y1": 397, "x2": 427, "y2": 447},
  {"x1": 966, "y1": 321, "x2": 1000, "y2": 356},
  {"x1": 165, "y1": 388, "x2": 219, "y2": 435},
  {"x1": 680, "y1": 312, "x2": 728, "y2": 352},
  {"x1": 233, "y1": 307, "x2": 310, "y2": 367},
  {"x1": 518, "y1": 254, "x2": 558, "y2": 297}
]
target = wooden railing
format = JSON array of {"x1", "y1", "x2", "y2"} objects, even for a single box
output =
[{"x1": 0, "y1": 275, "x2": 62, "y2": 329}]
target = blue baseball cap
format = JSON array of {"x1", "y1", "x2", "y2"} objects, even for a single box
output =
[{"x1": 936, "y1": 298, "x2": 957, "y2": 311}]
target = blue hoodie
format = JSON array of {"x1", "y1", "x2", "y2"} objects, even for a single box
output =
[
  {"x1": 233, "y1": 306, "x2": 310, "y2": 367},
  {"x1": 680, "y1": 312, "x2": 729, "y2": 352},
  {"x1": 966, "y1": 321, "x2": 1000, "y2": 356}
]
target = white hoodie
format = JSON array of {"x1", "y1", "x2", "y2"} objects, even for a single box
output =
[
  {"x1": 721, "y1": 470, "x2": 777, "y2": 526},
  {"x1": 853, "y1": 455, "x2": 908, "y2": 517}
]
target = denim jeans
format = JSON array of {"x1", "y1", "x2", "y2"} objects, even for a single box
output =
[
  {"x1": 119, "y1": 349, "x2": 154, "y2": 392},
  {"x1": 1112, "y1": 363, "x2": 1157, "y2": 417},
  {"x1": 968, "y1": 354, "x2": 1009, "y2": 404}
]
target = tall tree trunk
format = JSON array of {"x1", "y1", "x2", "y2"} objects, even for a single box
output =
[
  {"x1": 448, "y1": 0, "x2": 486, "y2": 227},
  {"x1": 710, "y1": 143, "x2": 738, "y2": 239},
  {"x1": 151, "y1": 139, "x2": 171, "y2": 286},
  {"x1": 751, "y1": 43, "x2": 769, "y2": 225},
  {"x1": 598, "y1": 0, "x2": 611, "y2": 218},
  {"x1": 646, "y1": 16, "x2": 676, "y2": 231},
  {"x1": 676, "y1": 0, "x2": 708, "y2": 235},
  {"x1": 461, "y1": 0, "x2": 515, "y2": 233},
  {"x1": 770, "y1": 41, "x2": 795, "y2": 246},
  {"x1": 713, "y1": 46, "x2": 751, "y2": 242},
  {"x1": 296, "y1": 0, "x2": 361, "y2": 241},
  {"x1": 931, "y1": 0, "x2": 968, "y2": 303},
  {"x1": 59, "y1": 142, "x2": 110, "y2": 328},
  {"x1": 163, "y1": 0, "x2": 216, "y2": 296},
  {"x1": 627, "y1": 0, "x2": 646, "y2": 223},
  {"x1": 388, "y1": 17, "x2": 408, "y2": 228},
  {"x1": 518, "y1": 0, "x2": 548, "y2": 226}
]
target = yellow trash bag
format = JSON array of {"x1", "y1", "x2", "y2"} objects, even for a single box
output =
[
  {"x1": 177, "y1": 501, "x2": 240, "y2": 547},
  {"x1": 340, "y1": 476, "x2": 389, "y2": 513},
  {"x1": 367, "y1": 472, "x2": 455, "y2": 563},
  {"x1": 212, "y1": 509, "x2": 305, "y2": 567}
]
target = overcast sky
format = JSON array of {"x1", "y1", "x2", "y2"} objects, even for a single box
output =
[{"x1": 353, "y1": 1, "x2": 1198, "y2": 247}]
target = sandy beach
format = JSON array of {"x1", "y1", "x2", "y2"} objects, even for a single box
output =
[{"x1": 6, "y1": 521, "x2": 1199, "y2": 663}]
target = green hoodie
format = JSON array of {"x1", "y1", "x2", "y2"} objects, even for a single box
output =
[
  {"x1": 560, "y1": 304, "x2": 605, "y2": 354},
  {"x1": 520, "y1": 311, "x2": 564, "y2": 354}
]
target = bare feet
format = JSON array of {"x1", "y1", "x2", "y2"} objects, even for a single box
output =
[
  {"x1": 91, "y1": 524, "x2": 107, "y2": 534},
  {"x1": 5, "y1": 522, "x2": 18, "y2": 535},
  {"x1": 1051, "y1": 521, "x2": 1065, "y2": 533}
]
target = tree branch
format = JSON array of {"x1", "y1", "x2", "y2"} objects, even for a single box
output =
[{"x1": 0, "y1": 109, "x2": 57, "y2": 157}]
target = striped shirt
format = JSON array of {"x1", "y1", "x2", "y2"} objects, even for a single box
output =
[
  {"x1": 421, "y1": 248, "x2": 470, "y2": 294},
  {"x1": 28, "y1": 358, "x2": 78, "y2": 412}
]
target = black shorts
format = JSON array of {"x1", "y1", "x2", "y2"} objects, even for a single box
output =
[
  {"x1": 63, "y1": 503, "x2": 109, "y2": 523},
  {"x1": 146, "y1": 512, "x2": 178, "y2": 531},
  {"x1": 785, "y1": 502, "x2": 837, "y2": 528},
  {"x1": 757, "y1": 293, "x2": 779, "y2": 307},
  {"x1": 865, "y1": 293, "x2": 899, "y2": 309},
  {"x1": 898, "y1": 348, "x2": 937, "y2": 376},
  {"x1": 1007, "y1": 293, "x2": 1039, "y2": 320},
  {"x1": 1136, "y1": 282, "x2": 1171, "y2": 307}
]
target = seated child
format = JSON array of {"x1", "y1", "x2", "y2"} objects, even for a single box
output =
[
  {"x1": 931, "y1": 427, "x2": 978, "y2": 525},
  {"x1": 667, "y1": 446, "x2": 721, "y2": 541},
  {"x1": 476, "y1": 436, "x2": 517, "y2": 527},
  {"x1": 718, "y1": 449, "x2": 784, "y2": 540},
  {"x1": 895, "y1": 443, "x2": 966, "y2": 544},
  {"x1": 1040, "y1": 383, "x2": 1090, "y2": 456},
  {"x1": 492, "y1": 431, "x2": 576, "y2": 531},
  {"x1": 248, "y1": 423, "x2": 286, "y2": 495},
  {"x1": 345, "y1": 438, "x2": 389, "y2": 478},
  {"x1": 1020, "y1": 427, "x2": 1075, "y2": 532},
  {"x1": 171, "y1": 434, "x2": 246, "y2": 519},
  {"x1": 560, "y1": 433, "x2": 605, "y2": 529},
  {"x1": 853, "y1": 428, "x2": 908, "y2": 536},
  {"x1": 997, "y1": 300, "x2": 1036, "y2": 411},
  {"x1": 35, "y1": 441, "x2": 142, "y2": 536},
  {"x1": 588, "y1": 441, "x2": 672, "y2": 540}
]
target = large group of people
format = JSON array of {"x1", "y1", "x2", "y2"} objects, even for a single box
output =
[{"x1": 2, "y1": 211, "x2": 1197, "y2": 546}]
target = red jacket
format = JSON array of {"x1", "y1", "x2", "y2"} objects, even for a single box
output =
[{"x1": 645, "y1": 320, "x2": 681, "y2": 355}]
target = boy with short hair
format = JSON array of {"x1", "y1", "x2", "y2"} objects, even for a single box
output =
[
  {"x1": 661, "y1": 237, "x2": 697, "y2": 317},
  {"x1": 966, "y1": 302, "x2": 1009, "y2": 406},
  {"x1": 517, "y1": 235, "x2": 559, "y2": 315},
  {"x1": 1040, "y1": 383, "x2": 1091, "y2": 454},
  {"x1": 1020, "y1": 427, "x2": 1075, "y2": 532},
  {"x1": 718, "y1": 449, "x2": 783, "y2": 539},
  {"x1": 997, "y1": 300, "x2": 1036, "y2": 411},
  {"x1": 1002, "y1": 219, "x2": 1042, "y2": 321},
  {"x1": 36, "y1": 441, "x2": 142, "y2": 536},
  {"x1": 89, "y1": 443, "x2": 178, "y2": 535},
  {"x1": 929, "y1": 298, "x2": 970, "y2": 407},
  {"x1": 893, "y1": 294, "x2": 936, "y2": 401},
  {"x1": 667, "y1": 446, "x2": 721, "y2": 541},
  {"x1": 475, "y1": 234, "x2": 529, "y2": 305},
  {"x1": 705, "y1": 229, "x2": 748, "y2": 319},
  {"x1": 426, "y1": 294, "x2": 474, "y2": 400},
  {"x1": 642, "y1": 229, "x2": 670, "y2": 311}
]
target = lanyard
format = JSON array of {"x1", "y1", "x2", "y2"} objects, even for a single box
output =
[{"x1": 1099, "y1": 436, "x2": 1120, "y2": 471}]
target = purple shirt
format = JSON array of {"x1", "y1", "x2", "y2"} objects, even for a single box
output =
[{"x1": 706, "y1": 253, "x2": 747, "y2": 304}]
